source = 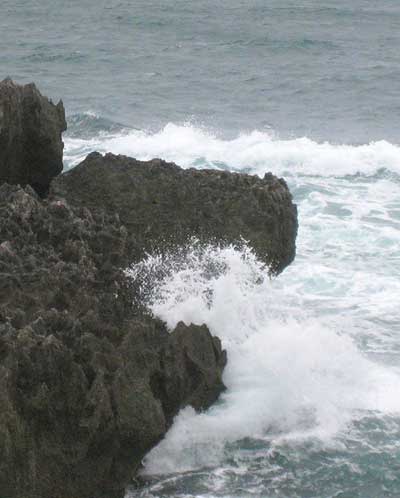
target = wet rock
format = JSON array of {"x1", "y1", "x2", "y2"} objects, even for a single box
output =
[
  {"x1": 0, "y1": 78, "x2": 66, "y2": 196},
  {"x1": 52, "y1": 152, "x2": 298, "y2": 274}
]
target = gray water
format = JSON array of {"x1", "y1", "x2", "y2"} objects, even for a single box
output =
[
  {"x1": 3, "y1": 2, "x2": 400, "y2": 497},
  {"x1": 3, "y1": 0, "x2": 400, "y2": 143}
]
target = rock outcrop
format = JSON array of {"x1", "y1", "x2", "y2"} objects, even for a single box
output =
[
  {"x1": 0, "y1": 78, "x2": 66, "y2": 196},
  {"x1": 0, "y1": 184, "x2": 226, "y2": 498},
  {"x1": 53, "y1": 152, "x2": 298, "y2": 274},
  {"x1": 0, "y1": 81, "x2": 298, "y2": 498}
]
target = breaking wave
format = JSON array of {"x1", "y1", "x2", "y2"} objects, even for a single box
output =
[
  {"x1": 64, "y1": 121, "x2": 400, "y2": 179},
  {"x1": 127, "y1": 242, "x2": 400, "y2": 476}
]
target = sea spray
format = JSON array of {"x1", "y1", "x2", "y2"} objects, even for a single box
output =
[
  {"x1": 127, "y1": 242, "x2": 400, "y2": 477},
  {"x1": 67, "y1": 119, "x2": 400, "y2": 498}
]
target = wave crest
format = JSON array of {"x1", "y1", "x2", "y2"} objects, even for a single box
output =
[{"x1": 64, "y1": 122, "x2": 400, "y2": 178}]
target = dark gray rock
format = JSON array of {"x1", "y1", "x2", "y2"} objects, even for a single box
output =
[
  {"x1": 52, "y1": 152, "x2": 298, "y2": 274},
  {"x1": 0, "y1": 184, "x2": 226, "y2": 498},
  {"x1": 0, "y1": 78, "x2": 66, "y2": 196},
  {"x1": 0, "y1": 80, "x2": 298, "y2": 498}
]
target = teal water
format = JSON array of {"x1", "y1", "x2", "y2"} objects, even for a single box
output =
[{"x1": 3, "y1": 1, "x2": 400, "y2": 497}]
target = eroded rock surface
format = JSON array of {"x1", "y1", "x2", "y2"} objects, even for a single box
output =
[
  {"x1": 53, "y1": 152, "x2": 298, "y2": 274},
  {"x1": 0, "y1": 81, "x2": 298, "y2": 498},
  {"x1": 0, "y1": 184, "x2": 226, "y2": 498},
  {"x1": 0, "y1": 78, "x2": 66, "y2": 196}
]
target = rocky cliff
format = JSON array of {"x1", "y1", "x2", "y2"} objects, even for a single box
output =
[
  {"x1": 0, "y1": 184, "x2": 226, "y2": 498},
  {"x1": 0, "y1": 80, "x2": 297, "y2": 498}
]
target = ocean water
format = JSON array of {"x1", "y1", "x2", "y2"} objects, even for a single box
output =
[{"x1": 3, "y1": 1, "x2": 400, "y2": 497}]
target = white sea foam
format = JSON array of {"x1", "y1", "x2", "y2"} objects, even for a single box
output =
[
  {"x1": 114, "y1": 123, "x2": 400, "y2": 478},
  {"x1": 64, "y1": 122, "x2": 400, "y2": 177},
  {"x1": 127, "y1": 243, "x2": 400, "y2": 475},
  {"x1": 73, "y1": 120, "x2": 400, "y2": 482}
]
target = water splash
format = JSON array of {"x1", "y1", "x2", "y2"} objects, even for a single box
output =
[{"x1": 127, "y1": 242, "x2": 400, "y2": 476}]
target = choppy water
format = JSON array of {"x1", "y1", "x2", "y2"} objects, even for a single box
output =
[
  {"x1": 123, "y1": 157, "x2": 400, "y2": 498},
  {"x1": 3, "y1": 0, "x2": 400, "y2": 143},
  {"x1": 3, "y1": 1, "x2": 400, "y2": 497}
]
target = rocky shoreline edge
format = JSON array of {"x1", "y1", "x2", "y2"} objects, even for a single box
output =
[{"x1": 0, "y1": 79, "x2": 298, "y2": 498}]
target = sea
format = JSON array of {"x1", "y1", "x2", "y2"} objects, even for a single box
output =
[{"x1": 3, "y1": 1, "x2": 400, "y2": 497}]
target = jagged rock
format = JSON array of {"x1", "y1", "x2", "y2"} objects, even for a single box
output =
[
  {"x1": 0, "y1": 184, "x2": 226, "y2": 498},
  {"x1": 0, "y1": 80, "x2": 298, "y2": 498},
  {"x1": 0, "y1": 78, "x2": 66, "y2": 196},
  {"x1": 52, "y1": 152, "x2": 298, "y2": 274}
]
